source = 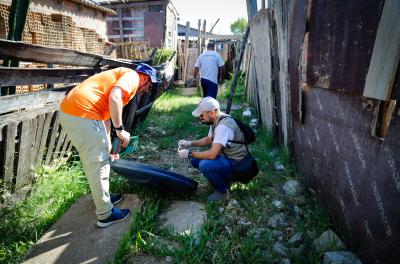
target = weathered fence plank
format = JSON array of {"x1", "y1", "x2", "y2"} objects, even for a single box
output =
[
  {"x1": 32, "y1": 114, "x2": 45, "y2": 166},
  {"x1": 363, "y1": 0, "x2": 400, "y2": 100},
  {"x1": 36, "y1": 112, "x2": 55, "y2": 166},
  {"x1": 60, "y1": 136, "x2": 71, "y2": 159},
  {"x1": 0, "y1": 89, "x2": 66, "y2": 115},
  {"x1": 45, "y1": 112, "x2": 61, "y2": 165},
  {"x1": 288, "y1": 0, "x2": 308, "y2": 122},
  {"x1": 15, "y1": 119, "x2": 34, "y2": 188},
  {"x1": 0, "y1": 40, "x2": 102, "y2": 67},
  {"x1": 0, "y1": 40, "x2": 141, "y2": 70},
  {"x1": 3, "y1": 123, "x2": 17, "y2": 191},
  {"x1": 250, "y1": 10, "x2": 274, "y2": 132},
  {"x1": 0, "y1": 67, "x2": 96, "y2": 86},
  {"x1": 273, "y1": 0, "x2": 290, "y2": 146},
  {"x1": 52, "y1": 130, "x2": 67, "y2": 162},
  {"x1": 0, "y1": 103, "x2": 59, "y2": 125}
]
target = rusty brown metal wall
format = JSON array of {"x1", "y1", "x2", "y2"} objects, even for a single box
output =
[
  {"x1": 144, "y1": 12, "x2": 164, "y2": 47},
  {"x1": 292, "y1": 89, "x2": 400, "y2": 263},
  {"x1": 289, "y1": 0, "x2": 400, "y2": 263},
  {"x1": 306, "y1": 0, "x2": 382, "y2": 93}
]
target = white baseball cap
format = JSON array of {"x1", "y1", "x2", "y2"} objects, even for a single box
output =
[{"x1": 192, "y1": 96, "x2": 220, "y2": 117}]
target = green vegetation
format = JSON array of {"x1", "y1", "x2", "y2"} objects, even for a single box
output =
[
  {"x1": 153, "y1": 49, "x2": 175, "y2": 65},
  {"x1": 114, "y1": 89, "x2": 331, "y2": 263},
  {"x1": 223, "y1": 71, "x2": 247, "y2": 103},
  {"x1": 230, "y1": 18, "x2": 248, "y2": 35},
  {"x1": 0, "y1": 160, "x2": 89, "y2": 263},
  {"x1": 0, "y1": 88, "x2": 331, "y2": 264}
]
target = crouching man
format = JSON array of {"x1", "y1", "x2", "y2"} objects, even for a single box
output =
[{"x1": 177, "y1": 97, "x2": 248, "y2": 202}]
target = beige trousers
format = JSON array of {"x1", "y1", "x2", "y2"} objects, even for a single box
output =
[{"x1": 60, "y1": 112, "x2": 113, "y2": 220}]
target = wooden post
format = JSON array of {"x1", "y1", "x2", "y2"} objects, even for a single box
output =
[
  {"x1": 209, "y1": 18, "x2": 220, "y2": 33},
  {"x1": 363, "y1": 0, "x2": 400, "y2": 100},
  {"x1": 118, "y1": 8, "x2": 124, "y2": 43},
  {"x1": 182, "y1": 21, "x2": 190, "y2": 83},
  {"x1": 177, "y1": 39, "x2": 183, "y2": 80},
  {"x1": 201, "y1": 20, "x2": 207, "y2": 53},
  {"x1": 246, "y1": 0, "x2": 258, "y2": 21},
  {"x1": 226, "y1": 26, "x2": 251, "y2": 114},
  {"x1": 197, "y1": 19, "x2": 201, "y2": 56}
]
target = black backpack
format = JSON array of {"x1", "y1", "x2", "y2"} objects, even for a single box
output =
[
  {"x1": 219, "y1": 115, "x2": 259, "y2": 184},
  {"x1": 220, "y1": 116, "x2": 256, "y2": 145}
]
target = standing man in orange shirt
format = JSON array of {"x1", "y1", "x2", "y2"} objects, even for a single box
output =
[{"x1": 60, "y1": 63, "x2": 157, "y2": 228}]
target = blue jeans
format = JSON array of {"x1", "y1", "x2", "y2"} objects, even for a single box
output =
[
  {"x1": 191, "y1": 156, "x2": 237, "y2": 193},
  {"x1": 201, "y1": 78, "x2": 218, "y2": 98}
]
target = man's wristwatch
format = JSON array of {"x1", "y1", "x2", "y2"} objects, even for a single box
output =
[
  {"x1": 188, "y1": 150, "x2": 193, "y2": 159},
  {"x1": 115, "y1": 124, "x2": 125, "y2": 131}
]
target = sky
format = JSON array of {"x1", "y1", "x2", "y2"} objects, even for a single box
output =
[{"x1": 171, "y1": 0, "x2": 249, "y2": 35}]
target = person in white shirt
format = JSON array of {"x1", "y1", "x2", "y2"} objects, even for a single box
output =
[
  {"x1": 177, "y1": 97, "x2": 247, "y2": 202},
  {"x1": 193, "y1": 42, "x2": 225, "y2": 98}
]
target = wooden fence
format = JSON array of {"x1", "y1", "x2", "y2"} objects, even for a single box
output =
[
  {"x1": 114, "y1": 40, "x2": 152, "y2": 60},
  {"x1": 245, "y1": 5, "x2": 290, "y2": 146},
  {"x1": 0, "y1": 40, "x2": 174, "y2": 204}
]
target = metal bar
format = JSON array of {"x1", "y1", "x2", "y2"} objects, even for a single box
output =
[{"x1": 226, "y1": 26, "x2": 251, "y2": 114}]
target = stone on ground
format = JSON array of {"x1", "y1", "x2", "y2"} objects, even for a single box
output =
[
  {"x1": 313, "y1": 230, "x2": 346, "y2": 253},
  {"x1": 127, "y1": 253, "x2": 169, "y2": 264},
  {"x1": 23, "y1": 194, "x2": 141, "y2": 264},
  {"x1": 288, "y1": 232, "x2": 303, "y2": 246},
  {"x1": 280, "y1": 258, "x2": 291, "y2": 264},
  {"x1": 323, "y1": 251, "x2": 363, "y2": 264},
  {"x1": 282, "y1": 179, "x2": 301, "y2": 197},
  {"x1": 267, "y1": 213, "x2": 286, "y2": 228},
  {"x1": 159, "y1": 201, "x2": 206, "y2": 235},
  {"x1": 274, "y1": 162, "x2": 286, "y2": 171},
  {"x1": 272, "y1": 242, "x2": 288, "y2": 256}
]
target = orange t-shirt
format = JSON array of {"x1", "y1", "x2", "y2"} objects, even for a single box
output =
[{"x1": 60, "y1": 67, "x2": 140, "y2": 120}]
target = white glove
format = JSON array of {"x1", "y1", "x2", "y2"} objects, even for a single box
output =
[
  {"x1": 178, "y1": 139, "x2": 191, "y2": 148},
  {"x1": 178, "y1": 149, "x2": 189, "y2": 159}
]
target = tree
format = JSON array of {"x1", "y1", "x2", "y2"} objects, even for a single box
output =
[{"x1": 230, "y1": 18, "x2": 247, "y2": 35}]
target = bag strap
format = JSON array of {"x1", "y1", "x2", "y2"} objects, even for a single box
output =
[{"x1": 219, "y1": 115, "x2": 250, "y2": 153}]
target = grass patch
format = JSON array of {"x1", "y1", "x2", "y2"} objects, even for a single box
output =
[
  {"x1": 114, "y1": 88, "x2": 332, "y2": 263},
  {"x1": 222, "y1": 71, "x2": 247, "y2": 103},
  {"x1": 0, "y1": 159, "x2": 89, "y2": 263}
]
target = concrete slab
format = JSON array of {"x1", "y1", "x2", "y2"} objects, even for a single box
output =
[
  {"x1": 23, "y1": 194, "x2": 142, "y2": 264},
  {"x1": 219, "y1": 102, "x2": 242, "y2": 111},
  {"x1": 159, "y1": 201, "x2": 206, "y2": 235},
  {"x1": 178, "y1": 87, "x2": 198, "y2": 96}
]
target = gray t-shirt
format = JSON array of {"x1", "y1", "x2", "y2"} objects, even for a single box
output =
[{"x1": 195, "y1": 51, "x2": 225, "y2": 84}]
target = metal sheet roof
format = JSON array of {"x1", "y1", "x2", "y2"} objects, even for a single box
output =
[{"x1": 70, "y1": 0, "x2": 117, "y2": 14}]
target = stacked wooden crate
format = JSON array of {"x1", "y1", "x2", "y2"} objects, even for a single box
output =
[
  {"x1": 0, "y1": 4, "x2": 9, "y2": 39},
  {"x1": 0, "y1": 3, "x2": 112, "y2": 94}
]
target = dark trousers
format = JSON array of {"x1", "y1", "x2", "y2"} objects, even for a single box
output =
[{"x1": 201, "y1": 78, "x2": 218, "y2": 98}]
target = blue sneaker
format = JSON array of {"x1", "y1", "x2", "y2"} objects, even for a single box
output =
[
  {"x1": 97, "y1": 207, "x2": 131, "y2": 228},
  {"x1": 110, "y1": 193, "x2": 123, "y2": 205}
]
